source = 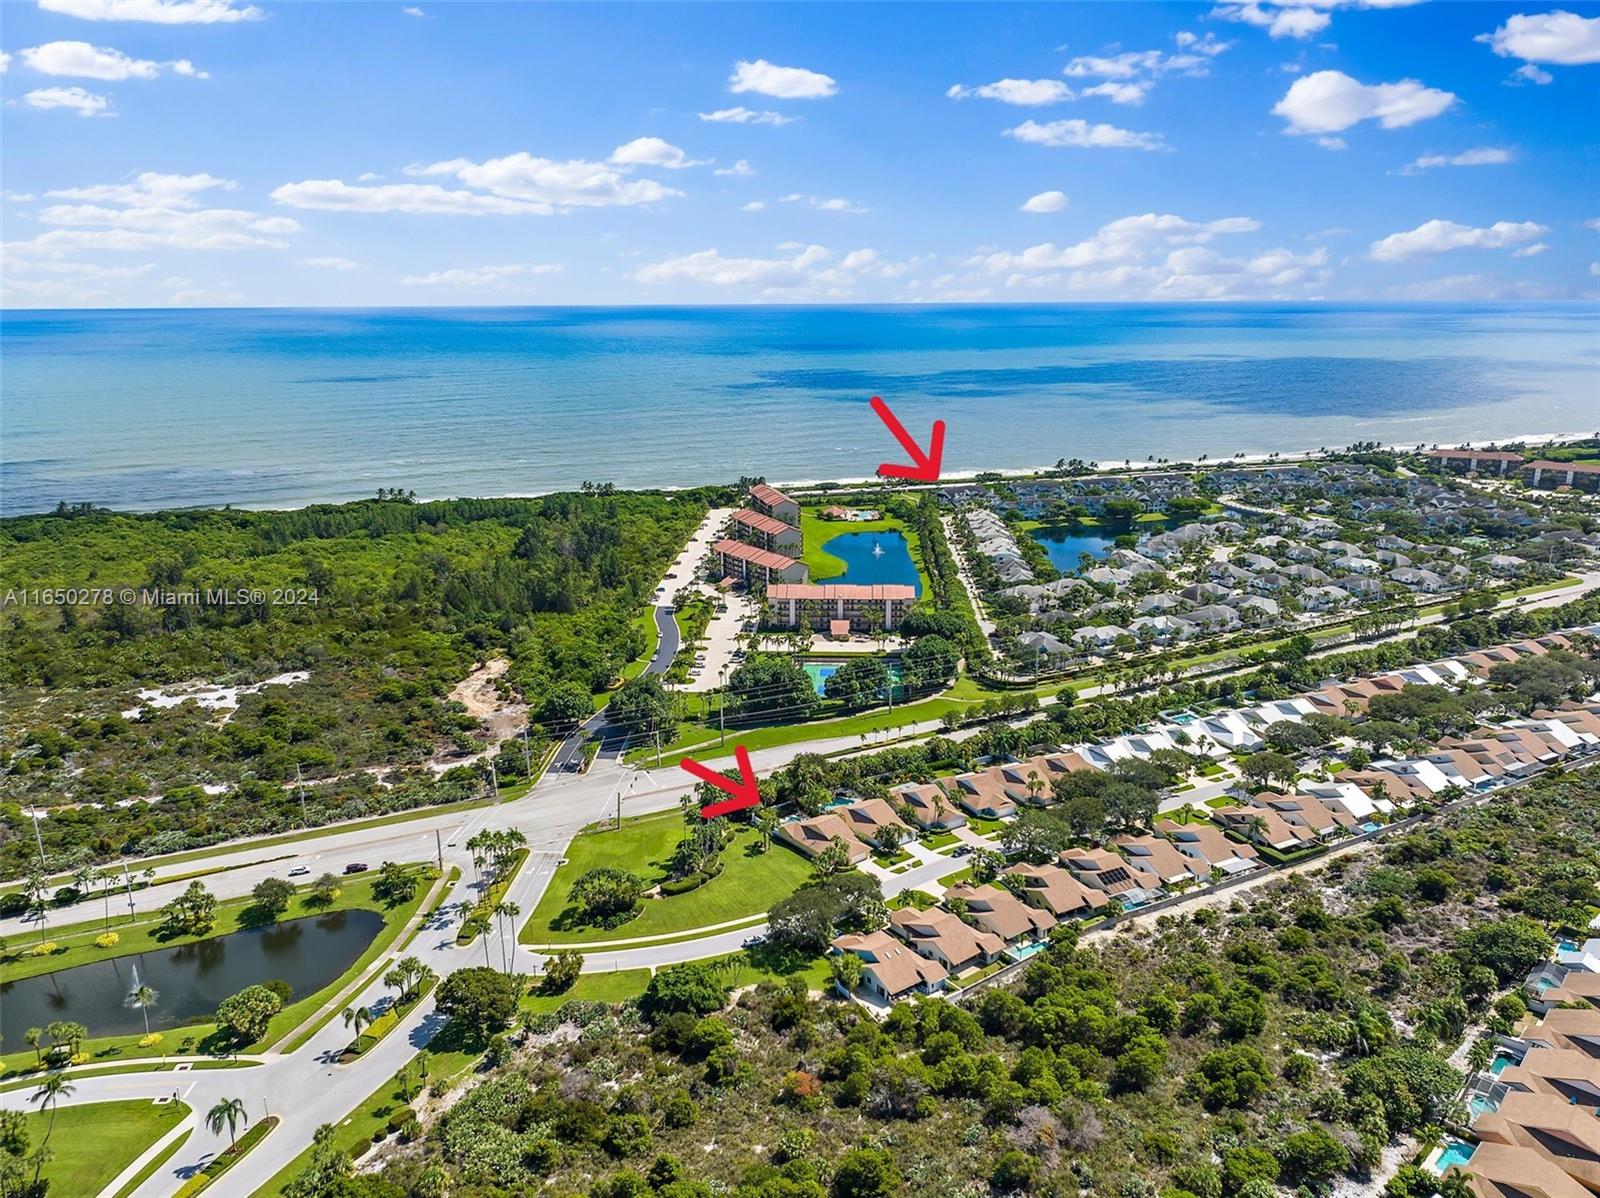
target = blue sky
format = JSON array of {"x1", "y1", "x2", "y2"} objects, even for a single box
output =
[{"x1": 1, "y1": 0, "x2": 1597, "y2": 307}]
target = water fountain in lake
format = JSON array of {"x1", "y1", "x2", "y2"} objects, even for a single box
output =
[{"x1": 871, "y1": 541, "x2": 885, "y2": 558}]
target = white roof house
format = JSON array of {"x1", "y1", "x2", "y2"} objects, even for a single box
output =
[
  {"x1": 1195, "y1": 711, "x2": 1263, "y2": 753},
  {"x1": 1301, "y1": 780, "x2": 1393, "y2": 821},
  {"x1": 1372, "y1": 757, "x2": 1455, "y2": 794}
]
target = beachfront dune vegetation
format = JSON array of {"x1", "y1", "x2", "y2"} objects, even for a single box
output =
[
  {"x1": 296, "y1": 764, "x2": 1599, "y2": 1198},
  {"x1": 0, "y1": 489, "x2": 719, "y2": 876}
]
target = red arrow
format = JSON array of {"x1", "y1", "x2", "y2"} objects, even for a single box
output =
[
  {"x1": 870, "y1": 395, "x2": 944, "y2": 483},
  {"x1": 680, "y1": 745, "x2": 761, "y2": 819}
]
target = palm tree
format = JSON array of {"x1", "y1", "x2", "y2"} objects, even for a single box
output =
[
  {"x1": 24, "y1": 1027, "x2": 43, "y2": 1067},
  {"x1": 128, "y1": 984, "x2": 159, "y2": 1036},
  {"x1": 493, "y1": 900, "x2": 521, "y2": 973},
  {"x1": 94, "y1": 867, "x2": 117, "y2": 931},
  {"x1": 754, "y1": 806, "x2": 778, "y2": 853},
  {"x1": 30, "y1": 1074, "x2": 73, "y2": 1149},
  {"x1": 342, "y1": 1005, "x2": 372, "y2": 1049},
  {"x1": 207, "y1": 1096, "x2": 249, "y2": 1150}
]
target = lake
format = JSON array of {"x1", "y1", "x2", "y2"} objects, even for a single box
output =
[
  {"x1": 818, "y1": 531, "x2": 921, "y2": 593},
  {"x1": 1029, "y1": 527, "x2": 1119, "y2": 572},
  {"x1": 0, "y1": 909, "x2": 384, "y2": 1041}
]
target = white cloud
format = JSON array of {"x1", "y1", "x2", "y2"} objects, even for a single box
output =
[
  {"x1": 402, "y1": 5, "x2": 424, "y2": 14},
  {"x1": 1082, "y1": 81, "x2": 1149, "y2": 104},
  {"x1": 1272, "y1": 70, "x2": 1455, "y2": 135},
  {"x1": 1004, "y1": 118, "x2": 1166, "y2": 150},
  {"x1": 714, "y1": 159, "x2": 754, "y2": 177},
  {"x1": 22, "y1": 86, "x2": 111, "y2": 115},
  {"x1": 741, "y1": 200, "x2": 765, "y2": 212},
  {"x1": 1387, "y1": 272, "x2": 1562, "y2": 301},
  {"x1": 1021, "y1": 190, "x2": 1068, "y2": 213},
  {"x1": 946, "y1": 78, "x2": 1075, "y2": 105},
  {"x1": 1063, "y1": 37, "x2": 1229, "y2": 80},
  {"x1": 1211, "y1": 1, "x2": 1424, "y2": 40},
  {"x1": 1512, "y1": 242, "x2": 1549, "y2": 257},
  {"x1": 1316, "y1": 136, "x2": 1347, "y2": 150},
  {"x1": 356, "y1": 171, "x2": 384, "y2": 182},
  {"x1": 410, "y1": 153, "x2": 681, "y2": 207},
  {"x1": 608, "y1": 137, "x2": 705, "y2": 170},
  {"x1": 778, "y1": 193, "x2": 868, "y2": 214},
  {"x1": 170, "y1": 58, "x2": 206, "y2": 77},
  {"x1": 635, "y1": 244, "x2": 833, "y2": 289},
  {"x1": 21, "y1": 41, "x2": 160, "y2": 79},
  {"x1": 728, "y1": 58, "x2": 836, "y2": 100},
  {"x1": 38, "y1": 0, "x2": 262, "y2": 22},
  {"x1": 278, "y1": 149, "x2": 684, "y2": 217},
  {"x1": 0, "y1": 52, "x2": 10, "y2": 73},
  {"x1": 401, "y1": 263, "x2": 563, "y2": 287},
  {"x1": 1369, "y1": 218, "x2": 1549, "y2": 261},
  {"x1": 4, "y1": 171, "x2": 298, "y2": 260},
  {"x1": 632, "y1": 242, "x2": 909, "y2": 297},
  {"x1": 1591, "y1": 261, "x2": 1600, "y2": 276},
  {"x1": 301, "y1": 256, "x2": 360, "y2": 270},
  {"x1": 1212, "y1": 3, "x2": 1328, "y2": 38},
  {"x1": 1399, "y1": 146, "x2": 1515, "y2": 173},
  {"x1": 1477, "y1": 10, "x2": 1600, "y2": 65},
  {"x1": 272, "y1": 179, "x2": 554, "y2": 216},
  {"x1": 974, "y1": 213, "x2": 1262, "y2": 274},
  {"x1": 169, "y1": 286, "x2": 244, "y2": 305},
  {"x1": 1510, "y1": 63, "x2": 1555, "y2": 84},
  {"x1": 698, "y1": 106, "x2": 795, "y2": 125}
]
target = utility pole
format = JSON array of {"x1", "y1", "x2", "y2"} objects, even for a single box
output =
[
  {"x1": 435, "y1": 828, "x2": 444, "y2": 873},
  {"x1": 489, "y1": 760, "x2": 500, "y2": 802},
  {"x1": 654, "y1": 729, "x2": 661, "y2": 769},
  {"x1": 520, "y1": 726, "x2": 532, "y2": 779},
  {"x1": 295, "y1": 762, "x2": 309, "y2": 827}
]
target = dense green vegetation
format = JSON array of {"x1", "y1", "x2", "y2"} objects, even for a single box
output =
[
  {"x1": 0, "y1": 489, "x2": 716, "y2": 875},
  {"x1": 278, "y1": 764, "x2": 1599, "y2": 1198}
]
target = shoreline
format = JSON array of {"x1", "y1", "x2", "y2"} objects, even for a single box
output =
[{"x1": 3, "y1": 427, "x2": 1589, "y2": 520}]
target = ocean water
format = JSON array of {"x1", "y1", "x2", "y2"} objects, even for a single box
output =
[{"x1": 2, "y1": 304, "x2": 1596, "y2": 514}]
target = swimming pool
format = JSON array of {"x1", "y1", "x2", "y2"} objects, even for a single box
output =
[
  {"x1": 1430, "y1": 1139, "x2": 1477, "y2": 1173},
  {"x1": 1489, "y1": 1053, "x2": 1519, "y2": 1075},
  {"x1": 1006, "y1": 941, "x2": 1048, "y2": 963}
]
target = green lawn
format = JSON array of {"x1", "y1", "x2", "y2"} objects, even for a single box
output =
[
  {"x1": 20, "y1": 1099, "x2": 188, "y2": 1197},
  {"x1": 111, "y1": 1128, "x2": 192, "y2": 1198},
  {"x1": 522, "y1": 967, "x2": 654, "y2": 1015},
  {"x1": 0, "y1": 867, "x2": 433, "y2": 1076},
  {"x1": 919, "y1": 831, "x2": 960, "y2": 850},
  {"x1": 520, "y1": 813, "x2": 811, "y2": 945}
]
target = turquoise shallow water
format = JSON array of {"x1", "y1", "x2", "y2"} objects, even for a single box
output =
[{"x1": 3, "y1": 304, "x2": 1596, "y2": 513}]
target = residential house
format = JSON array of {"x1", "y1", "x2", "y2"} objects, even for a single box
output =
[
  {"x1": 1004, "y1": 863, "x2": 1111, "y2": 919},
  {"x1": 777, "y1": 813, "x2": 870, "y2": 863},
  {"x1": 938, "y1": 768, "x2": 1022, "y2": 819},
  {"x1": 836, "y1": 799, "x2": 914, "y2": 850},
  {"x1": 1209, "y1": 806, "x2": 1313, "y2": 852},
  {"x1": 1110, "y1": 833, "x2": 1208, "y2": 888},
  {"x1": 889, "y1": 907, "x2": 1005, "y2": 974},
  {"x1": 831, "y1": 930, "x2": 947, "y2": 1000},
  {"x1": 944, "y1": 883, "x2": 1057, "y2": 944},
  {"x1": 890, "y1": 782, "x2": 967, "y2": 830},
  {"x1": 1471, "y1": 1091, "x2": 1600, "y2": 1194},
  {"x1": 1153, "y1": 820, "x2": 1262, "y2": 878}
]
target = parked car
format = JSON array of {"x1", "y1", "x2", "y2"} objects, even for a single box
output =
[{"x1": 343, "y1": 862, "x2": 368, "y2": 875}]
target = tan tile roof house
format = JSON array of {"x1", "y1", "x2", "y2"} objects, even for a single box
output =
[
  {"x1": 832, "y1": 929, "x2": 947, "y2": 999},
  {"x1": 1498, "y1": 1047, "x2": 1600, "y2": 1105},
  {"x1": 777, "y1": 813, "x2": 870, "y2": 863},
  {"x1": 938, "y1": 768, "x2": 1023, "y2": 819},
  {"x1": 889, "y1": 907, "x2": 1005, "y2": 973},
  {"x1": 890, "y1": 782, "x2": 967, "y2": 830},
  {"x1": 1059, "y1": 848, "x2": 1142, "y2": 896},
  {"x1": 1515, "y1": 1006, "x2": 1600, "y2": 1057},
  {"x1": 1109, "y1": 833, "x2": 1208, "y2": 887},
  {"x1": 1250, "y1": 792, "x2": 1355, "y2": 837},
  {"x1": 1153, "y1": 820, "x2": 1262, "y2": 877},
  {"x1": 1447, "y1": 1140, "x2": 1592, "y2": 1198},
  {"x1": 944, "y1": 882, "x2": 1056, "y2": 942},
  {"x1": 835, "y1": 798, "x2": 913, "y2": 848},
  {"x1": 1473, "y1": 1089, "x2": 1600, "y2": 1195},
  {"x1": 1003, "y1": 863, "x2": 1111, "y2": 918},
  {"x1": 1209, "y1": 806, "x2": 1311, "y2": 851}
]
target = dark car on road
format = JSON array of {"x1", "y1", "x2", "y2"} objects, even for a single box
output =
[{"x1": 343, "y1": 862, "x2": 368, "y2": 875}]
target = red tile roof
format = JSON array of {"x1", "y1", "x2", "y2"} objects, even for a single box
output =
[
  {"x1": 715, "y1": 538, "x2": 800, "y2": 572},
  {"x1": 730, "y1": 508, "x2": 795, "y2": 537},
  {"x1": 768, "y1": 583, "x2": 917, "y2": 601}
]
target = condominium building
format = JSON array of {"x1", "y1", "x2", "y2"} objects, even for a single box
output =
[
  {"x1": 747, "y1": 482, "x2": 801, "y2": 525},
  {"x1": 1425, "y1": 448, "x2": 1525, "y2": 476},
  {"x1": 714, "y1": 538, "x2": 808, "y2": 585},
  {"x1": 729, "y1": 507, "x2": 803, "y2": 555},
  {"x1": 766, "y1": 582, "x2": 916, "y2": 632},
  {"x1": 1524, "y1": 460, "x2": 1600, "y2": 492}
]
